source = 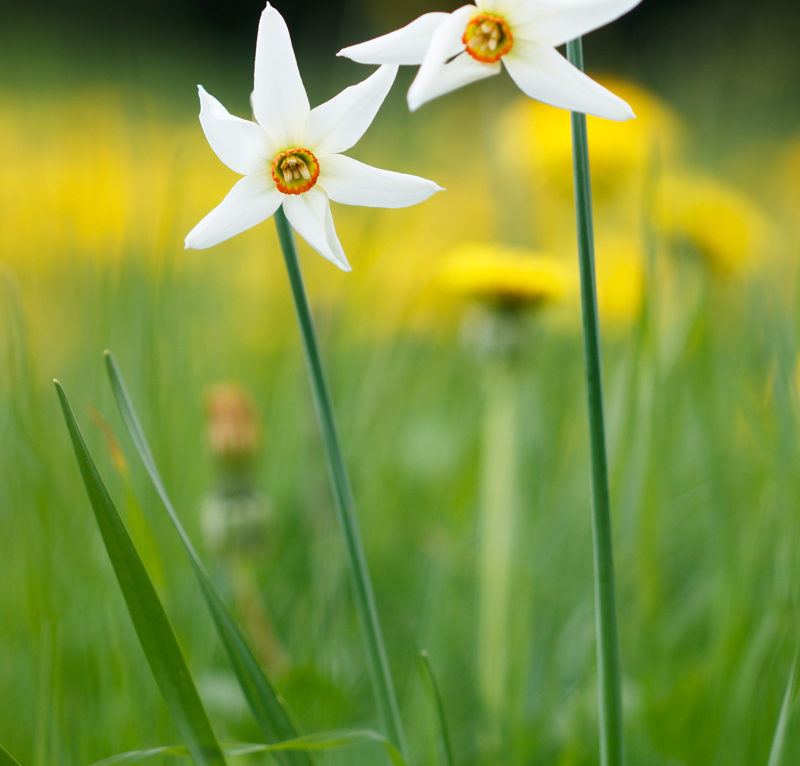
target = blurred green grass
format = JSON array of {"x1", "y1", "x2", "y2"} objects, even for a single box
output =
[{"x1": 2, "y1": 16, "x2": 800, "y2": 766}]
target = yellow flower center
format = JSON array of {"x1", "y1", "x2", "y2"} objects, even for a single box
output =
[
  {"x1": 463, "y1": 13, "x2": 513, "y2": 63},
  {"x1": 271, "y1": 148, "x2": 320, "y2": 194}
]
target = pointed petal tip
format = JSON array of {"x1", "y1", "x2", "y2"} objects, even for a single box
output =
[
  {"x1": 609, "y1": 102, "x2": 636, "y2": 122},
  {"x1": 406, "y1": 93, "x2": 422, "y2": 112}
]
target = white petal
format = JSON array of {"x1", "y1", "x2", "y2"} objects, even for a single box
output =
[
  {"x1": 337, "y1": 12, "x2": 451, "y2": 65},
  {"x1": 283, "y1": 190, "x2": 351, "y2": 271},
  {"x1": 475, "y1": 0, "x2": 517, "y2": 12},
  {"x1": 511, "y1": 0, "x2": 643, "y2": 47},
  {"x1": 407, "y1": 5, "x2": 497, "y2": 111},
  {"x1": 197, "y1": 85, "x2": 270, "y2": 175},
  {"x1": 252, "y1": 3, "x2": 310, "y2": 149},
  {"x1": 408, "y1": 53, "x2": 500, "y2": 112},
  {"x1": 319, "y1": 154, "x2": 443, "y2": 208},
  {"x1": 503, "y1": 41, "x2": 634, "y2": 120},
  {"x1": 185, "y1": 174, "x2": 282, "y2": 249},
  {"x1": 306, "y1": 66, "x2": 398, "y2": 157}
]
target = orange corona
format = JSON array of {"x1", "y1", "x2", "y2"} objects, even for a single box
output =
[
  {"x1": 271, "y1": 148, "x2": 320, "y2": 195},
  {"x1": 463, "y1": 13, "x2": 513, "y2": 63}
]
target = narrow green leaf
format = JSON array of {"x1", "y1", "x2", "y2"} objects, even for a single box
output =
[
  {"x1": 54, "y1": 381, "x2": 226, "y2": 766},
  {"x1": 0, "y1": 744, "x2": 22, "y2": 766},
  {"x1": 104, "y1": 351, "x2": 310, "y2": 766},
  {"x1": 419, "y1": 651, "x2": 455, "y2": 766},
  {"x1": 91, "y1": 731, "x2": 408, "y2": 766},
  {"x1": 91, "y1": 745, "x2": 186, "y2": 766},
  {"x1": 767, "y1": 656, "x2": 798, "y2": 766}
]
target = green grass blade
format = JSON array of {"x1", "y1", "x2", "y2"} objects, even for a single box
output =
[
  {"x1": 419, "y1": 652, "x2": 455, "y2": 766},
  {"x1": 767, "y1": 656, "x2": 798, "y2": 766},
  {"x1": 91, "y1": 731, "x2": 408, "y2": 766},
  {"x1": 91, "y1": 745, "x2": 187, "y2": 765},
  {"x1": 103, "y1": 351, "x2": 311, "y2": 766},
  {"x1": 0, "y1": 744, "x2": 22, "y2": 766},
  {"x1": 54, "y1": 381, "x2": 226, "y2": 766}
]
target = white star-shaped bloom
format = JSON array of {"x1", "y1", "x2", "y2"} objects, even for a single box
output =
[
  {"x1": 185, "y1": 3, "x2": 443, "y2": 271},
  {"x1": 338, "y1": 0, "x2": 642, "y2": 120}
]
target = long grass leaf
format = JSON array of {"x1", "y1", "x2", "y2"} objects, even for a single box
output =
[
  {"x1": 54, "y1": 381, "x2": 226, "y2": 766},
  {"x1": 91, "y1": 730, "x2": 408, "y2": 766},
  {"x1": 104, "y1": 351, "x2": 310, "y2": 766},
  {"x1": 0, "y1": 744, "x2": 22, "y2": 766},
  {"x1": 767, "y1": 656, "x2": 798, "y2": 766},
  {"x1": 419, "y1": 651, "x2": 455, "y2": 766}
]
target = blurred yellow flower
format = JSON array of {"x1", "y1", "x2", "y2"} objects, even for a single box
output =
[
  {"x1": 653, "y1": 173, "x2": 771, "y2": 274},
  {"x1": 593, "y1": 235, "x2": 645, "y2": 326},
  {"x1": 0, "y1": 88, "x2": 236, "y2": 273},
  {"x1": 497, "y1": 77, "x2": 684, "y2": 199},
  {"x1": 438, "y1": 242, "x2": 570, "y2": 310}
]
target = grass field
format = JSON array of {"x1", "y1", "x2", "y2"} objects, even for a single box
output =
[{"x1": 2, "y1": 13, "x2": 800, "y2": 766}]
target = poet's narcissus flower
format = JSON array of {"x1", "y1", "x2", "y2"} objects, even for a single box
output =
[
  {"x1": 185, "y1": 3, "x2": 442, "y2": 270},
  {"x1": 338, "y1": 0, "x2": 642, "y2": 119}
]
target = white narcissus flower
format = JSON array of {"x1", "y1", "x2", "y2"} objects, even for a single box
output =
[
  {"x1": 185, "y1": 3, "x2": 443, "y2": 271},
  {"x1": 338, "y1": 0, "x2": 642, "y2": 120}
]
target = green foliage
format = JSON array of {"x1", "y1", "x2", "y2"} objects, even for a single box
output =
[
  {"x1": 767, "y1": 657, "x2": 797, "y2": 766},
  {"x1": 91, "y1": 731, "x2": 407, "y2": 766},
  {"x1": 419, "y1": 652, "x2": 455, "y2": 766},
  {"x1": 104, "y1": 351, "x2": 312, "y2": 766},
  {"x1": 54, "y1": 382, "x2": 226, "y2": 766},
  {"x1": 0, "y1": 744, "x2": 22, "y2": 766}
]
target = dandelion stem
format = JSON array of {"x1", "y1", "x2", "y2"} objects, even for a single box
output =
[
  {"x1": 478, "y1": 347, "x2": 516, "y2": 745},
  {"x1": 566, "y1": 37, "x2": 624, "y2": 766},
  {"x1": 273, "y1": 207, "x2": 406, "y2": 755}
]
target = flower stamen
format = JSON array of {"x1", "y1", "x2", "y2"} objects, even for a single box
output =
[
  {"x1": 463, "y1": 13, "x2": 513, "y2": 63},
  {"x1": 271, "y1": 148, "x2": 320, "y2": 194}
]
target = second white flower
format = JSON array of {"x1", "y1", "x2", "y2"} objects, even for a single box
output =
[{"x1": 338, "y1": 0, "x2": 642, "y2": 120}]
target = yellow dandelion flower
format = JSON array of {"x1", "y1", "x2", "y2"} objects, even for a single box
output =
[
  {"x1": 653, "y1": 173, "x2": 771, "y2": 274},
  {"x1": 438, "y1": 242, "x2": 570, "y2": 310},
  {"x1": 593, "y1": 235, "x2": 645, "y2": 327},
  {"x1": 497, "y1": 77, "x2": 684, "y2": 199}
]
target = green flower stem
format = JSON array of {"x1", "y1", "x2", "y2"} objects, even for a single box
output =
[
  {"x1": 477, "y1": 346, "x2": 517, "y2": 743},
  {"x1": 273, "y1": 207, "x2": 406, "y2": 755},
  {"x1": 565, "y1": 38, "x2": 624, "y2": 766}
]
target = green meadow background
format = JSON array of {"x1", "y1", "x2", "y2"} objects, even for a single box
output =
[{"x1": 2, "y1": 0, "x2": 800, "y2": 763}]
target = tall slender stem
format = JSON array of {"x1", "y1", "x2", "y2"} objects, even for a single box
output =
[
  {"x1": 273, "y1": 207, "x2": 406, "y2": 754},
  {"x1": 566, "y1": 38, "x2": 624, "y2": 766},
  {"x1": 477, "y1": 349, "x2": 516, "y2": 746}
]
